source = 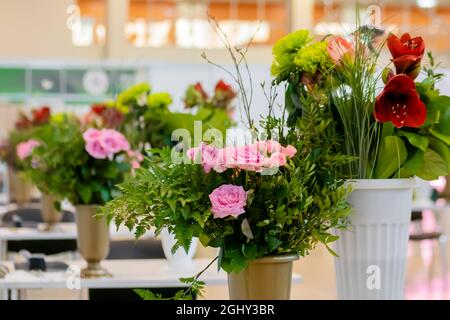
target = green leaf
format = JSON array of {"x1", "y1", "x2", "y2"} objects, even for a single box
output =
[
  {"x1": 429, "y1": 95, "x2": 450, "y2": 139},
  {"x1": 429, "y1": 137, "x2": 450, "y2": 171},
  {"x1": 374, "y1": 136, "x2": 408, "y2": 178},
  {"x1": 430, "y1": 129, "x2": 450, "y2": 146},
  {"x1": 53, "y1": 200, "x2": 62, "y2": 212},
  {"x1": 403, "y1": 149, "x2": 425, "y2": 173},
  {"x1": 267, "y1": 236, "x2": 282, "y2": 252},
  {"x1": 398, "y1": 131, "x2": 429, "y2": 152},
  {"x1": 242, "y1": 242, "x2": 258, "y2": 260},
  {"x1": 100, "y1": 187, "x2": 111, "y2": 203},
  {"x1": 415, "y1": 149, "x2": 449, "y2": 180},
  {"x1": 134, "y1": 289, "x2": 164, "y2": 300},
  {"x1": 78, "y1": 185, "x2": 92, "y2": 204}
]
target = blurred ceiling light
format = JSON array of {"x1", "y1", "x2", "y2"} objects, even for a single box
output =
[
  {"x1": 71, "y1": 18, "x2": 94, "y2": 46},
  {"x1": 96, "y1": 24, "x2": 106, "y2": 46},
  {"x1": 417, "y1": 0, "x2": 438, "y2": 8},
  {"x1": 147, "y1": 21, "x2": 171, "y2": 47},
  {"x1": 314, "y1": 22, "x2": 397, "y2": 36},
  {"x1": 175, "y1": 18, "x2": 211, "y2": 48},
  {"x1": 133, "y1": 19, "x2": 148, "y2": 48}
]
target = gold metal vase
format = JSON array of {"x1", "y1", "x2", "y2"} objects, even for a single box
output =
[
  {"x1": 40, "y1": 194, "x2": 62, "y2": 230},
  {"x1": 8, "y1": 169, "x2": 33, "y2": 207},
  {"x1": 227, "y1": 254, "x2": 298, "y2": 300},
  {"x1": 75, "y1": 205, "x2": 110, "y2": 278}
]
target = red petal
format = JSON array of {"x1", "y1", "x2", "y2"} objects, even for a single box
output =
[
  {"x1": 404, "y1": 99, "x2": 427, "y2": 128},
  {"x1": 374, "y1": 94, "x2": 391, "y2": 123},
  {"x1": 387, "y1": 33, "x2": 404, "y2": 59},
  {"x1": 385, "y1": 74, "x2": 416, "y2": 90},
  {"x1": 400, "y1": 33, "x2": 411, "y2": 42}
]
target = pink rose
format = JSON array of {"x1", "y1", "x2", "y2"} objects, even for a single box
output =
[
  {"x1": 282, "y1": 145, "x2": 297, "y2": 158},
  {"x1": 268, "y1": 152, "x2": 287, "y2": 168},
  {"x1": 85, "y1": 139, "x2": 109, "y2": 159},
  {"x1": 131, "y1": 160, "x2": 140, "y2": 169},
  {"x1": 265, "y1": 140, "x2": 282, "y2": 153},
  {"x1": 187, "y1": 143, "x2": 221, "y2": 173},
  {"x1": 83, "y1": 128, "x2": 102, "y2": 142},
  {"x1": 209, "y1": 184, "x2": 248, "y2": 219},
  {"x1": 100, "y1": 129, "x2": 129, "y2": 154},
  {"x1": 16, "y1": 139, "x2": 40, "y2": 160},
  {"x1": 231, "y1": 145, "x2": 265, "y2": 172},
  {"x1": 186, "y1": 147, "x2": 200, "y2": 161},
  {"x1": 128, "y1": 150, "x2": 144, "y2": 162},
  {"x1": 83, "y1": 128, "x2": 130, "y2": 159}
]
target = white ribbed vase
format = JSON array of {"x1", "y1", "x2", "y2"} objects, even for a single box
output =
[{"x1": 334, "y1": 179, "x2": 416, "y2": 300}]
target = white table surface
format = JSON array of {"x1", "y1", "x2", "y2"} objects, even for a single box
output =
[
  {"x1": 0, "y1": 223, "x2": 154, "y2": 241},
  {"x1": 0, "y1": 258, "x2": 302, "y2": 290}
]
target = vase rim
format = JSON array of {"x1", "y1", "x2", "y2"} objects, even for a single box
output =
[
  {"x1": 345, "y1": 178, "x2": 417, "y2": 190},
  {"x1": 251, "y1": 253, "x2": 299, "y2": 264}
]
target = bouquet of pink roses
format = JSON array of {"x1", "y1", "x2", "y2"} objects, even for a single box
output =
[
  {"x1": 21, "y1": 114, "x2": 141, "y2": 205},
  {"x1": 102, "y1": 119, "x2": 350, "y2": 274}
]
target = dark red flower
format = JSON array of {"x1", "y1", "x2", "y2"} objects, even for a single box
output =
[
  {"x1": 387, "y1": 33, "x2": 425, "y2": 79},
  {"x1": 375, "y1": 74, "x2": 426, "y2": 128},
  {"x1": 387, "y1": 33, "x2": 425, "y2": 59},
  {"x1": 91, "y1": 104, "x2": 107, "y2": 115},
  {"x1": 102, "y1": 107, "x2": 124, "y2": 128},
  {"x1": 15, "y1": 113, "x2": 31, "y2": 129},
  {"x1": 31, "y1": 106, "x2": 51, "y2": 125},
  {"x1": 215, "y1": 80, "x2": 233, "y2": 93},
  {"x1": 212, "y1": 80, "x2": 237, "y2": 110},
  {"x1": 194, "y1": 82, "x2": 208, "y2": 99}
]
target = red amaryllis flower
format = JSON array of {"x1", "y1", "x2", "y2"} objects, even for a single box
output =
[
  {"x1": 31, "y1": 106, "x2": 51, "y2": 125},
  {"x1": 375, "y1": 74, "x2": 426, "y2": 128},
  {"x1": 387, "y1": 33, "x2": 425, "y2": 79},
  {"x1": 194, "y1": 82, "x2": 208, "y2": 99}
]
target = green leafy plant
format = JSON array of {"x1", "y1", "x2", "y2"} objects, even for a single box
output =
[
  {"x1": 100, "y1": 22, "x2": 352, "y2": 300},
  {"x1": 274, "y1": 23, "x2": 450, "y2": 180},
  {"x1": 21, "y1": 114, "x2": 133, "y2": 205},
  {"x1": 109, "y1": 82, "x2": 233, "y2": 153},
  {"x1": 0, "y1": 106, "x2": 51, "y2": 171}
]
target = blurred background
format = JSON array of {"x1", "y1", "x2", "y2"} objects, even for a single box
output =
[
  {"x1": 1, "y1": 0, "x2": 450, "y2": 133},
  {"x1": 0, "y1": 0, "x2": 450, "y2": 299}
]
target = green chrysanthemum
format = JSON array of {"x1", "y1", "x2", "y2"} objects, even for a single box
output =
[
  {"x1": 147, "y1": 92, "x2": 173, "y2": 108},
  {"x1": 271, "y1": 30, "x2": 312, "y2": 81},
  {"x1": 117, "y1": 83, "x2": 151, "y2": 108},
  {"x1": 294, "y1": 41, "x2": 333, "y2": 75}
]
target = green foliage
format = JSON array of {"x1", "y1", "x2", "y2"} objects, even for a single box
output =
[
  {"x1": 276, "y1": 28, "x2": 450, "y2": 180},
  {"x1": 113, "y1": 83, "x2": 233, "y2": 151},
  {"x1": 21, "y1": 115, "x2": 131, "y2": 205},
  {"x1": 293, "y1": 41, "x2": 333, "y2": 75},
  {"x1": 374, "y1": 136, "x2": 407, "y2": 179},
  {"x1": 271, "y1": 30, "x2": 312, "y2": 82},
  {"x1": 147, "y1": 92, "x2": 173, "y2": 108},
  {"x1": 100, "y1": 102, "x2": 352, "y2": 274}
]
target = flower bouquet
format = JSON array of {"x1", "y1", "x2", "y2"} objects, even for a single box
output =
[
  {"x1": 0, "y1": 106, "x2": 51, "y2": 205},
  {"x1": 101, "y1": 32, "x2": 352, "y2": 299},
  {"x1": 272, "y1": 23, "x2": 449, "y2": 299},
  {"x1": 21, "y1": 112, "x2": 137, "y2": 277},
  {"x1": 108, "y1": 82, "x2": 234, "y2": 154}
]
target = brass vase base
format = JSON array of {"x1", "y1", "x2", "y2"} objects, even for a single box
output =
[
  {"x1": 228, "y1": 254, "x2": 299, "y2": 300},
  {"x1": 81, "y1": 264, "x2": 112, "y2": 278},
  {"x1": 38, "y1": 223, "x2": 59, "y2": 232}
]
